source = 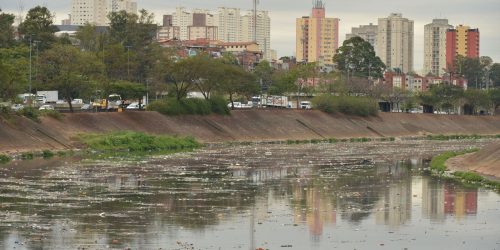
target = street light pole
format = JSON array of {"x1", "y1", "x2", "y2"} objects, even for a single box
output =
[
  {"x1": 29, "y1": 35, "x2": 33, "y2": 106},
  {"x1": 125, "y1": 45, "x2": 132, "y2": 80}
]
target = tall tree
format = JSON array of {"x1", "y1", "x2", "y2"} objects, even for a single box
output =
[
  {"x1": 219, "y1": 64, "x2": 258, "y2": 108},
  {"x1": 18, "y1": 6, "x2": 58, "y2": 51},
  {"x1": 0, "y1": 9, "x2": 16, "y2": 48},
  {"x1": 38, "y1": 45, "x2": 104, "y2": 112},
  {"x1": 108, "y1": 9, "x2": 157, "y2": 48},
  {"x1": 76, "y1": 24, "x2": 108, "y2": 52},
  {"x1": 254, "y1": 60, "x2": 274, "y2": 91},
  {"x1": 488, "y1": 63, "x2": 500, "y2": 88},
  {"x1": 333, "y1": 36, "x2": 385, "y2": 79},
  {"x1": 0, "y1": 46, "x2": 29, "y2": 101}
]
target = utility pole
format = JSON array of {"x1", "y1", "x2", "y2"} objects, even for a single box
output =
[
  {"x1": 125, "y1": 45, "x2": 132, "y2": 80},
  {"x1": 29, "y1": 34, "x2": 32, "y2": 106}
]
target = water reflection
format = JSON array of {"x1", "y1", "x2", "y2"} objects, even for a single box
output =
[{"x1": 0, "y1": 141, "x2": 497, "y2": 249}]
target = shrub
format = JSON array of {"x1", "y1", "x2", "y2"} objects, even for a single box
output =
[
  {"x1": 312, "y1": 94, "x2": 378, "y2": 116},
  {"x1": 42, "y1": 150, "x2": 55, "y2": 159},
  {"x1": 209, "y1": 96, "x2": 230, "y2": 115},
  {"x1": 148, "y1": 97, "x2": 229, "y2": 116},
  {"x1": 78, "y1": 131, "x2": 200, "y2": 154},
  {"x1": 40, "y1": 110, "x2": 63, "y2": 120},
  {"x1": 17, "y1": 107, "x2": 40, "y2": 122},
  {"x1": 21, "y1": 152, "x2": 34, "y2": 160},
  {"x1": 0, "y1": 154, "x2": 11, "y2": 164}
]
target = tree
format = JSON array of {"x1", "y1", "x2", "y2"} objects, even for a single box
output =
[
  {"x1": 489, "y1": 63, "x2": 500, "y2": 88},
  {"x1": 38, "y1": 45, "x2": 104, "y2": 112},
  {"x1": 18, "y1": 6, "x2": 58, "y2": 51},
  {"x1": 110, "y1": 81, "x2": 147, "y2": 108},
  {"x1": 0, "y1": 9, "x2": 16, "y2": 48},
  {"x1": 254, "y1": 60, "x2": 274, "y2": 92},
  {"x1": 219, "y1": 64, "x2": 258, "y2": 109},
  {"x1": 463, "y1": 89, "x2": 491, "y2": 115},
  {"x1": 333, "y1": 37, "x2": 385, "y2": 79},
  {"x1": 0, "y1": 46, "x2": 29, "y2": 101},
  {"x1": 108, "y1": 9, "x2": 157, "y2": 48},
  {"x1": 76, "y1": 24, "x2": 108, "y2": 52},
  {"x1": 489, "y1": 89, "x2": 500, "y2": 114}
]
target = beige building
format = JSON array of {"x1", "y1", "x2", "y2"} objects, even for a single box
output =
[
  {"x1": 424, "y1": 19, "x2": 452, "y2": 76},
  {"x1": 376, "y1": 13, "x2": 414, "y2": 73},
  {"x1": 241, "y1": 10, "x2": 271, "y2": 60},
  {"x1": 346, "y1": 23, "x2": 378, "y2": 49},
  {"x1": 216, "y1": 7, "x2": 241, "y2": 43},
  {"x1": 296, "y1": 0, "x2": 339, "y2": 65},
  {"x1": 71, "y1": 0, "x2": 137, "y2": 26}
]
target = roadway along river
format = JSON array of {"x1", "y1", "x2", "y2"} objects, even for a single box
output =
[{"x1": 0, "y1": 139, "x2": 499, "y2": 249}]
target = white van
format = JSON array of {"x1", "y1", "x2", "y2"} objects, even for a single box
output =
[{"x1": 300, "y1": 101, "x2": 311, "y2": 109}]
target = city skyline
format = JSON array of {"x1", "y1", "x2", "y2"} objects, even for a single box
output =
[{"x1": 1, "y1": 0, "x2": 499, "y2": 72}]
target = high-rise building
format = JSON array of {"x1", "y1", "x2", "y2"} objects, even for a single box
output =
[
  {"x1": 158, "y1": 15, "x2": 180, "y2": 40},
  {"x1": 215, "y1": 7, "x2": 241, "y2": 43},
  {"x1": 446, "y1": 25, "x2": 480, "y2": 71},
  {"x1": 376, "y1": 13, "x2": 414, "y2": 73},
  {"x1": 346, "y1": 23, "x2": 378, "y2": 48},
  {"x1": 71, "y1": 0, "x2": 137, "y2": 26},
  {"x1": 188, "y1": 13, "x2": 218, "y2": 40},
  {"x1": 296, "y1": 0, "x2": 339, "y2": 65},
  {"x1": 423, "y1": 19, "x2": 453, "y2": 76},
  {"x1": 241, "y1": 10, "x2": 271, "y2": 60}
]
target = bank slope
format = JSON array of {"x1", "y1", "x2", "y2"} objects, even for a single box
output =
[{"x1": 2, "y1": 110, "x2": 500, "y2": 154}]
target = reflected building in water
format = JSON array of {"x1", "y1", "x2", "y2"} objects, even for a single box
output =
[
  {"x1": 422, "y1": 179, "x2": 478, "y2": 221},
  {"x1": 374, "y1": 161, "x2": 412, "y2": 227}
]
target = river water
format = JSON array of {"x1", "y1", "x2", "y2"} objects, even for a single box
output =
[{"x1": 1, "y1": 140, "x2": 500, "y2": 250}]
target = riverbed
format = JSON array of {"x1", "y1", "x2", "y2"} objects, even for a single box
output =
[{"x1": 1, "y1": 139, "x2": 499, "y2": 249}]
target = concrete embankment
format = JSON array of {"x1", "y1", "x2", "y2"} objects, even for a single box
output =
[
  {"x1": 446, "y1": 142, "x2": 500, "y2": 180},
  {"x1": 1, "y1": 110, "x2": 500, "y2": 154}
]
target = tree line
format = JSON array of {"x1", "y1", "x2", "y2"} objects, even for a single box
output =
[{"x1": 1, "y1": 7, "x2": 499, "y2": 115}]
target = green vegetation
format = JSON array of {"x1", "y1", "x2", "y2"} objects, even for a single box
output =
[
  {"x1": 40, "y1": 109, "x2": 63, "y2": 120},
  {"x1": 20, "y1": 152, "x2": 34, "y2": 160},
  {"x1": 0, "y1": 154, "x2": 11, "y2": 164},
  {"x1": 312, "y1": 95, "x2": 378, "y2": 116},
  {"x1": 428, "y1": 149, "x2": 500, "y2": 193},
  {"x1": 147, "y1": 97, "x2": 230, "y2": 116},
  {"x1": 42, "y1": 150, "x2": 54, "y2": 159},
  {"x1": 78, "y1": 131, "x2": 200, "y2": 154},
  {"x1": 426, "y1": 134, "x2": 496, "y2": 141},
  {"x1": 17, "y1": 107, "x2": 40, "y2": 122},
  {"x1": 430, "y1": 149, "x2": 479, "y2": 173}
]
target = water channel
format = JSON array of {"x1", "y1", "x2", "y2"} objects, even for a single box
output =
[{"x1": 1, "y1": 140, "x2": 500, "y2": 249}]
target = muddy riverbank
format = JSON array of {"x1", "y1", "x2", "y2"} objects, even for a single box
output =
[{"x1": 2, "y1": 110, "x2": 500, "y2": 155}]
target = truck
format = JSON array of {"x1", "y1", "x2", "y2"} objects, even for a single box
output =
[
  {"x1": 36, "y1": 91, "x2": 58, "y2": 103},
  {"x1": 262, "y1": 95, "x2": 289, "y2": 108}
]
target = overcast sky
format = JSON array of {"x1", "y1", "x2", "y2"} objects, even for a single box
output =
[{"x1": 2, "y1": 0, "x2": 499, "y2": 72}]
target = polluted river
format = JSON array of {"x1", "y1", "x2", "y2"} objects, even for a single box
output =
[{"x1": 1, "y1": 139, "x2": 500, "y2": 250}]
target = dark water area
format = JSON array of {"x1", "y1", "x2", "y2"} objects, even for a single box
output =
[{"x1": 0, "y1": 140, "x2": 499, "y2": 250}]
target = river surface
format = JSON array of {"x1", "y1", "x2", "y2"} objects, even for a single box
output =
[{"x1": 1, "y1": 140, "x2": 500, "y2": 250}]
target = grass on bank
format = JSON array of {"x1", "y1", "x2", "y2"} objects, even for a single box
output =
[
  {"x1": 0, "y1": 154, "x2": 11, "y2": 164},
  {"x1": 430, "y1": 149, "x2": 500, "y2": 192},
  {"x1": 425, "y1": 134, "x2": 498, "y2": 141},
  {"x1": 77, "y1": 131, "x2": 201, "y2": 155}
]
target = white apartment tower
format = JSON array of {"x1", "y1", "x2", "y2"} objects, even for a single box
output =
[
  {"x1": 216, "y1": 7, "x2": 241, "y2": 42},
  {"x1": 424, "y1": 19, "x2": 452, "y2": 76},
  {"x1": 241, "y1": 10, "x2": 271, "y2": 60},
  {"x1": 376, "y1": 13, "x2": 414, "y2": 73},
  {"x1": 71, "y1": 0, "x2": 137, "y2": 26}
]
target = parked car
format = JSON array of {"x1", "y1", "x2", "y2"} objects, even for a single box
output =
[
  {"x1": 126, "y1": 102, "x2": 140, "y2": 110},
  {"x1": 300, "y1": 101, "x2": 312, "y2": 109},
  {"x1": 11, "y1": 104, "x2": 24, "y2": 111},
  {"x1": 39, "y1": 104, "x2": 54, "y2": 110},
  {"x1": 71, "y1": 99, "x2": 83, "y2": 105},
  {"x1": 81, "y1": 103, "x2": 93, "y2": 110}
]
